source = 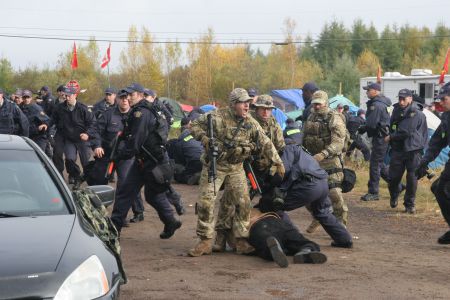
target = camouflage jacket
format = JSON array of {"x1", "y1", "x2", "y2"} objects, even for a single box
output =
[
  {"x1": 302, "y1": 107, "x2": 346, "y2": 170},
  {"x1": 190, "y1": 107, "x2": 283, "y2": 169}
]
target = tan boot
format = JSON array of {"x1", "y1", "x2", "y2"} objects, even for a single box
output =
[
  {"x1": 212, "y1": 231, "x2": 227, "y2": 252},
  {"x1": 188, "y1": 238, "x2": 212, "y2": 257},
  {"x1": 306, "y1": 220, "x2": 320, "y2": 234},
  {"x1": 235, "y1": 238, "x2": 255, "y2": 255}
]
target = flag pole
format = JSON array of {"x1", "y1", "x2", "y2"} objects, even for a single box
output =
[{"x1": 107, "y1": 63, "x2": 110, "y2": 88}]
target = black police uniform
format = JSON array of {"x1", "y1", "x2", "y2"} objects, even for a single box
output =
[
  {"x1": 283, "y1": 124, "x2": 303, "y2": 145},
  {"x1": 347, "y1": 114, "x2": 371, "y2": 161},
  {"x1": 50, "y1": 100, "x2": 96, "y2": 182},
  {"x1": 110, "y1": 99, "x2": 180, "y2": 237},
  {"x1": 172, "y1": 129, "x2": 203, "y2": 184},
  {"x1": 363, "y1": 95, "x2": 392, "y2": 195},
  {"x1": 92, "y1": 106, "x2": 144, "y2": 215},
  {"x1": 20, "y1": 102, "x2": 50, "y2": 151},
  {"x1": 38, "y1": 92, "x2": 56, "y2": 116},
  {"x1": 419, "y1": 110, "x2": 450, "y2": 241},
  {"x1": 0, "y1": 100, "x2": 29, "y2": 137},
  {"x1": 154, "y1": 98, "x2": 174, "y2": 125},
  {"x1": 92, "y1": 98, "x2": 116, "y2": 120},
  {"x1": 259, "y1": 144, "x2": 352, "y2": 246},
  {"x1": 388, "y1": 102, "x2": 428, "y2": 210}
]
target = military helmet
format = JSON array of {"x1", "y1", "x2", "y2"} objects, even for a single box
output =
[
  {"x1": 229, "y1": 88, "x2": 252, "y2": 103},
  {"x1": 310, "y1": 90, "x2": 329, "y2": 105},
  {"x1": 253, "y1": 94, "x2": 275, "y2": 108}
]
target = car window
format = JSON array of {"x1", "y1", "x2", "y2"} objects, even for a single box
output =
[{"x1": 0, "y1": 150, "x2": 69, "y2": 216}]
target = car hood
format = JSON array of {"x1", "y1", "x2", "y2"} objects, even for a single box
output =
[{"x1": 0, "y1": 215, "x2": 75, "y2": 277}]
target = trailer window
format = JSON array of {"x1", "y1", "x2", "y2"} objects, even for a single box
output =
[{"x1": 419, "y1": 83, "x2": 434, "y2": 99}]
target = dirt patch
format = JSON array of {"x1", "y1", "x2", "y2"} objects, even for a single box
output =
[{"x1": 117, "y1": 183, "x2": 450, "y2": 299}]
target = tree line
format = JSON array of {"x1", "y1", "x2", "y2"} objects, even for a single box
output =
[{"x1": 1, "y1": 19, "x2": 449, "y2": 106}]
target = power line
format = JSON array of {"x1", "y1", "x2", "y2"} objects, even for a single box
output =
[{"x1": 0, "y1": 33, "x2": 449, "y2": 45}]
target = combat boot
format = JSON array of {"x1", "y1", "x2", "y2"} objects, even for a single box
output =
[
  {"x1": 160, "y1": 220, "x2": 182, "y2": 239},
  {"x1": 306, "y1": 220, "x2": 320, "y2": 234},
  {"x1": 404, "y1": 206, "x2": 416, "y2": 214},
  {"x1": 212, "y1": 230, "x2": 227, "y2": 252},
  {"x1": 266, "y1": 236, "x2": 288, "y2": 268},
  {"x1": 235, "y1": 238, "x2": 255, "y2": 255},
  {"x1": 188, "y1": 238, "x2": 213, "y2": 257},
  {"x1": 437, "y1": 230, "x2": 450, "y2": 244},
  {"x1": 360, "y1": 193, "x2": 379, "y2": 201},
  {"x1": 293, "y1": 247, "x2": 327, "y2": 264}
]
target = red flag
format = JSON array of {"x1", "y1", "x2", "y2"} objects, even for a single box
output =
[
  {"x1": 439, "y1": 48, "x2": 450, "y2": 85},
  {"x1": 376, "y1": 64, "x2": 382, "y2": 84},
  {"x1": 101, "y1": 43, "x2": 111, "y2": 69},
  {"x1": 71, "y1": 42, "x2": 78, "y2": 69}
]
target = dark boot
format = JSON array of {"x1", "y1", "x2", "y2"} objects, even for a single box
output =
[
  {"x1": 331, "y1": 241, "x2": 353, "y2": 248},
  {"x1": 129, "y1": 212, "x2": 144, "y2": 223},
  {"x1": 360, "y1": 193, "x2": 379, "y2": 201},
  {"x1": 266, "y1": 236, "x2": 288, "y2": 268},
  {"x1": 438, "y1": 230, "x2": 450, "y2": 244},
  {"x1": 160, "y1": 220, "x2": 182, "y2": 239},
  {"x1": 293, "y1": 248, "x2": 327, "y2": 264}
]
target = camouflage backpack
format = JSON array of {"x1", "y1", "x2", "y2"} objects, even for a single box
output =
[{"x1": 72, "y1": 188, "x2": 127, "y2": 283}]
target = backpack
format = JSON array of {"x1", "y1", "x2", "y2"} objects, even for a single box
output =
[{"x1": 72, "y1": 188, "x2": 127, "y2": 283}]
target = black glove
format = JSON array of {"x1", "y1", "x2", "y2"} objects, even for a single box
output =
[
  {"x1": 357, "y1": 126, "x2": 366, "y2": 134},
  {"x1": 415, "y1": 160, "x2": 429, "y2": 179}
]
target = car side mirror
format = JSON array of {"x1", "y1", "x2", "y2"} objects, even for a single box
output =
[{"x1": 87, "y1": 185, "x2": 115, "y2": 207}]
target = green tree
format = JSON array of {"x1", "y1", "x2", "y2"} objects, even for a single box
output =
[
  {"x1": 314, "y1": 20, "x2": 351, "y2": 68},
  {"x1": 0, "y1": 58, "x2": 14, "y2": 92}
]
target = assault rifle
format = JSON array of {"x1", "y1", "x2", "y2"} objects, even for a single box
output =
[{"x1": 207, "y1": 113, "x2": 218, "y2": 195}]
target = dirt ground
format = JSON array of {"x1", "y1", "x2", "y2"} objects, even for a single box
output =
[{"x1": 117, "y1": 183, "x2": 449, "y2": 300}]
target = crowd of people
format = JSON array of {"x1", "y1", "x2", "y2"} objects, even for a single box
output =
[{"x1": 1, "y1": 79, "x2": 450, "y2": 268}]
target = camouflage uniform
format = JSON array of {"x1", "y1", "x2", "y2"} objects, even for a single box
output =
[
  {"x1": 215, "y1": 95, "x2": 285, "y2": 236},
  {"x1": 189, "y1": 89, "x2": 283, "y2": 256},
  {"x1": 302, "y1": 91, "x2": 349, "y2": 226}
]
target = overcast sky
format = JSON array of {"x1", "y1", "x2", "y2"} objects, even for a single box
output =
[{"x1": 0, "y1": 0, "x2": 448, "y2": 71}]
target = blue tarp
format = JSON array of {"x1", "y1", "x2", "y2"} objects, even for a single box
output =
[
  {"x1": 199, "y1": 104, "x2": 216, "y2": 112},
  {"x1": 272, "y1": 108, "x2": 288, "y2": 130},
  {"x1": 328, "y1": 95, "x2": 359, "y2": 115},
  {"x1": 271, "y1": 89, "x2": 305, "y2": 110}
]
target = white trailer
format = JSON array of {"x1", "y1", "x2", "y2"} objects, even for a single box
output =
[{"x1": 359, "y1": 69, "x2": 450, "y2": 109}]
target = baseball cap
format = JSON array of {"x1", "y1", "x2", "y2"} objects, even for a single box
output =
[
  {"x1": 22, "y1": 90, "x2": 33, "y2": 97},
  {"x1": 310, "y1": 90, "x2": 329, "y2": 105},
  {"x1": 56, "y1": 84, "x2": 65, "y2": 92},
  {"x1": 286, "y1": 118, "x2": 295, "y2": 124},
  {"x1": 40, "y1": 86, "x2": 50, "y2": 92},
  {"x1": 247, "y1": 88, "x2": 258, "y2": 97},
  {"x1": 398, "y1": 88, "x2": 412, "y2": 98},
  {"x1": 127, "y1": 82, "x2": 145, "y2": 93},
  {"x1": 253, "y1": 94, "x2": 275, "y2": 108},
  {"x1": 118, "y1": 88, "x2": 132, "y2": 97},
  {"x1": 363, "y1": 83, "x2": 381, "y2": 91},
  {"x1": 181, "y1": 117, "x2": 191, "y2": 127},
  {"x1": 302, "y1": 82, "x2": 319, "y2": 92},
  {"x1": 143, "y1": 89, "x2": 156, "y2": 97},
  {"x1": 62, "y1": 86, "x2": 77, "y2": 95},
  {"x1": 357, "y1": 109, "x2": 366, "y2": 115},
  {"x1": 104, "y1": 87, "x2": 117, "y2": 94},
  {"x1": 229, "y1": 88, "x2": 252, "y2": 103},
  {"x1": 436, "y1": 82, "x2": 450, "y2": 99}
]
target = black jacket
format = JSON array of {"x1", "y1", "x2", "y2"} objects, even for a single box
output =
[
  {"x1": 0, "y1": 100, "x2": 29, "y2": 137},
  {"x1": 423, "y1": 111, "x2": 450, "y2": 163},
  {"x1": 20, "y1": 103, "x2": 50, "y2": 138},
  {"x1": 365, "y1": 95, "x2": 391, "y2": 137}
]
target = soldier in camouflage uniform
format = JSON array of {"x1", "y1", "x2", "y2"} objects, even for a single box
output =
[
  {"x1": 302, "y1": 90, "x2": 349, "y2": 233},
  {"x1": 213, "y1": 95, "x2": 285, "y2": 252},
  {"x1": 188, "y1": 88, "x2": 284, "y2": 257}
]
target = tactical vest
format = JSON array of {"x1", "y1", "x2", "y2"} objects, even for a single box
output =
[
  {"x1": 72, "y1": 188, "x2": 127, "y2": 283},
  {"x1": 303, "y1": 110, "x2": 335, "y2": 155}
]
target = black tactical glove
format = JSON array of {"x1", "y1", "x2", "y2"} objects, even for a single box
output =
[
  {"x1": 357, "y1": 126, "x2": 367, "y2": 134},
  {"x1": 415, "y1": 160, "x2": 429, "y2": 179}
]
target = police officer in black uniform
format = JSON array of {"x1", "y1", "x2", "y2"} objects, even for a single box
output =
[
  {"x1": 259, "y1": 144, "x2": 353, "y2": 248},
  {"x1": 50, "y1": 86, "x2": 96, "y2": 187},
  {"x1": 37, "y1": 86, "x2": 56, "y2": 117},
  {"x1": 0, "y1": 88, "x2": 29, "y2": 137},
  {"x1": 171, "y1": 117, "x2": 203, "y2": 185},
  {"x1": 385, "y1": 89, "x2": 428, "y2": 213},
  {"x1": 19, "y1": 90, "x2": 50, "y2": 151},
  {"x1": 91, "y1": 88, "x2": 146, "y2": 223},
  {"x1": 417, "y1": 83, "x2": 450, "y2": 244},
  {"x1": 110, "y1": 83, "x2": 181, "y2": 238},
  {"x1": 92, "y1": 87, "x2": 117, "y2": 119},
  {"x1": 359, "y1": 83, "x2": 398, "y2": 201},
  {"x1": 346, "y1": 109, "x2": 371, "y2": 161},
  {"x1": 144, "y1": 89, "x2": 174, "y2": 126},
  {"x1": 283, "y1": 118, "x2": 303, "y2": 145}
]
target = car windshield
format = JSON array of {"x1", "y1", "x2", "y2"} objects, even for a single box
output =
[{"x1": 0, "y1": 150, "x2": 69, "y2": 217}]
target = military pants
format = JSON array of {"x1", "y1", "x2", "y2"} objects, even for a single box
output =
[
  {"x1": 249, "y1": 216, "x2": 320, "y2": 262},
  {"x1": 432, "y1": 161, "x2": 450, "y2": 226},
  {"x1": 388, "y1": 150, "x2": 421, "y2": 209},
  {"x1": 197, "y1": 163, "x2": 250, "y2": 239},
  {"x1": 53, "y1": 134, "x2": 91, "y2": 180},
  {"x1": 327, "y1": 172, "x2": 348, "y2": 226},
  {"x1": 111, "y1": 160, "x2": 175, "y2": 232},
  {"x1": 368, "y1": 137, "x2": 389, "y2": 194}
]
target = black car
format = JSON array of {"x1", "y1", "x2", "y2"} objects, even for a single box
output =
[{"x1": 0, "y1": 134, "x2": 123, "y2": 299}]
